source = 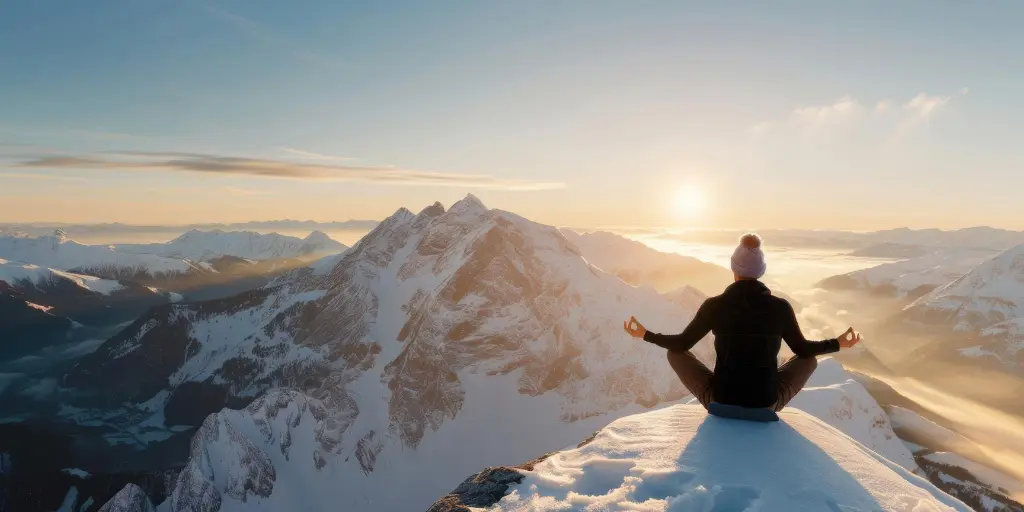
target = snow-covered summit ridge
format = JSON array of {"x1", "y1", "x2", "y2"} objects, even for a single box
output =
[
  {"x1": 116, "y1": 229, "x2": 347, "y2": 262},
  {"x1": 455, "y1": 404, "x2": 969, "y2": 512}
]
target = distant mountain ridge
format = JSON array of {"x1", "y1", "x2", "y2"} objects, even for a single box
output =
[
  {"x1": 559, "y1": 229, "x2": 733, "y2": 295},
  {"x1": 0, "y1": 230, "x2": 200, "y2": 284},
  {"x1": 0, "y1": 219, "x2": 379, "y2": 241},
  {"x1": 817, "y1": 247, "x2": 999, "y2": 300},
  {"x1": 115, "y1": 229, "x2": 347, "y2": 262}
]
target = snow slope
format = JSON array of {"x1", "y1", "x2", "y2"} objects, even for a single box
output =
[
  {"x1": 1, "y1": 258, "x2": 124, "y2": 295},
  {"x1": 788, "y1": 358, "x2": 918, "y2": 472},
  {"x1": 0, "y1": 230, "x2": 197, "y2": 281},
  {"x1": 899, "y1": 244, "x2": 1024, "y2": 368},
  {"x1": 465, "y1": 405, "x2": 968, "y2": 512},
  {"x1": 818, "y1": 248, "x2": 998, "y2": 300},
  {"x1": 116, "y1": 229, "x2": 347, "y2": 262},
  {"x1": 560, "y1": 229, "x2": 733, "y2": 296}
]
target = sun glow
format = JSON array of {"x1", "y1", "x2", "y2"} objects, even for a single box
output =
[{"x1": 672, "y1": 185, "x2": 706, "y2": 218}]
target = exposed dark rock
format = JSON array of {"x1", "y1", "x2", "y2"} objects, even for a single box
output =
[{"x1": 426, "y1": 441, "x2": 564, "y2": 511}]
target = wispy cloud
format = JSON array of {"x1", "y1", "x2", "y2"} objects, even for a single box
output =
[
  {"x1": 11, "y1": 152, "x2": 565, "y2": 191},
  {"x1": 203, "y1": 5, "x2": 350, "y2": 68},
  {"x1": 791, "y1": 96, "x2": 864, "y2": 125},
  {"x1": 750, "y1": 90, "x2": 964, "y2": 139},
  {"x1": 903, "y1": 93, "x2": 950, "y2": 117},
  {"x1": 277, "y1": 147, "x2": 357, "y2": 161},
  {"x1": 0, "y1": 172, "x2": 86, "y2": 182}
]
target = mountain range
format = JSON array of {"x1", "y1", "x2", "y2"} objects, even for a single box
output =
[
  {"x1": 60, "y1": 194, "x2": 718, "y2": 511},
  {"x1": 559, "y1": 229, "x2": 732, "y2": 295},
  {"x1": 0, "y1": 220, "x2": 378, "y2": 241},
  {"x1": 2, "y1": 195, "x2": 1021, "y2": 511},
  {"x1": 115, "y1": 230, "x2": 346, "y2": 262}
]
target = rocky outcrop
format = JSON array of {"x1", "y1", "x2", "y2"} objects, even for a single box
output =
[{"x1": 98, "y1": 483, "x2": 156, "y2": 512}]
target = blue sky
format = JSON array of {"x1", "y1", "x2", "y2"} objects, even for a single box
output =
[{"x1": 2, "y1": 1, "x2": 1023, "y2": 229}]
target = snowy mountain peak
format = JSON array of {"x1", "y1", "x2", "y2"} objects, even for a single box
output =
[
  {"x1": 303, "y1": 230, "x2": 332, "y2": 243},
  {"x1": 419, "y1": 201, "x2": 446, "y2": 218},
  {"x1": 448, "y1": 193, "x2": 487, "y2": 216},
  {"x1": 53, "y1": 228, "x2": 68, "y2": 243}
]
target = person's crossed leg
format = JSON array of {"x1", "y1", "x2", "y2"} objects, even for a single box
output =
[{"x1": 666, "y1": 349, "x2": 818, "y2": 412}]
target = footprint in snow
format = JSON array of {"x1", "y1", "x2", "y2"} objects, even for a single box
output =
[
  {"x1": 629, "y1": 468, "x2": 697, "y2": 502},
  {"x1": 570, "y1": 458, "x2": 636, "y2": 497},
  {"x1": 664, "y1": 485, "x2": 762, "y2": 512}
]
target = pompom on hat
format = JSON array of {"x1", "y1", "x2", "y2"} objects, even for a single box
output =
[{"x1": 731, "y1": 233, "x2": 767, "y2": 279}]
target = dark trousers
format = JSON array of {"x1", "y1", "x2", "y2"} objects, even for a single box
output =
[{"x1": 667, "y1": 350, "x2": 818, "y2": 412}]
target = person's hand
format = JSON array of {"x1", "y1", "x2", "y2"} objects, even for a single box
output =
[
  {"x1": 837, "y1": 327, "x2": 861, "y2": 349},
  {"x1": 623, "y1": 316, "x2": 647, "y2": 339}
]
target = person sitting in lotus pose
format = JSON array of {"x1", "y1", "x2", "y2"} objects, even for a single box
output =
[{"x1": 624, "y1": 233, "x2": 861, "y2": 411}]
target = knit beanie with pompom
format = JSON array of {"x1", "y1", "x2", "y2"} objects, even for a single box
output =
[{"x1": 730, "y1": 233, "x2": 767, "y2": 279}]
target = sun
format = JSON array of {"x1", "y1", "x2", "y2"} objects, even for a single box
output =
[{"x1": 672, "y1": 185, "x2": 706, "y2": 218}]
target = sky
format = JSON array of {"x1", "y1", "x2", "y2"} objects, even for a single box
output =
[{"x1": 2, "y1": 1, "x2": 1023, "y2": 230}]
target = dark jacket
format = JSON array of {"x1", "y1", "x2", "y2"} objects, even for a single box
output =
[{"x1": 643, "y1": 279, "x2": 839, "y2": 408}]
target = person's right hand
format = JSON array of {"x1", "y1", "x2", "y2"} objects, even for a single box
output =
[
  {"x1": 837, "y1": 327, "x2": 861, "y2": 349},
  {"x1": 623, "y1": 316, "x2": 647, "y2": 339}
]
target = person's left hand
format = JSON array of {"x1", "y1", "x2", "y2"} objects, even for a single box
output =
[
  {"x1": 623, "y1": 316, "x2": 647, "y2": 339},
  {"x1": 837, "y1": 327, "x2": 862, "y2": 349}
]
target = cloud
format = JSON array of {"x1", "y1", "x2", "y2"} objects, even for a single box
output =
[
  {"x1": 750, "y1": 90, "x2": 961, "y2": 140},
  {"x1": 12, "y1": 153, "x2": 565, "y2": 191},
  {"x1": 277, "y1": 147, "x2": 357, "y2": 161},
  {"x1": 222, "y1": 186, "x2": 275, "y2": 196},
  {"x1": 791, "y1": 96, "x2": 864, "y2": 124},
  {"x1": 903, "y1": 93, "x2": 950, "y2": 117},
  {"x1": 0, "y1": 172, "x2": 86, "y2": 182}
]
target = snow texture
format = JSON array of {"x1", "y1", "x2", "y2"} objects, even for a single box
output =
[
  {"x1": 486, "y1": 405, "x2": 969, "y2": 512},
  {"x1": 116, "y1": 229, "x2": 347, "y2": 262}
]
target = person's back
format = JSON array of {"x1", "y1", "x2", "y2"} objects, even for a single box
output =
[
  {"x1": 624, "y1": 233, "x2": 860, "y2": 411},
  {"x1": 702, "y1": 279, "x2": 805, "y2": 408}
]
